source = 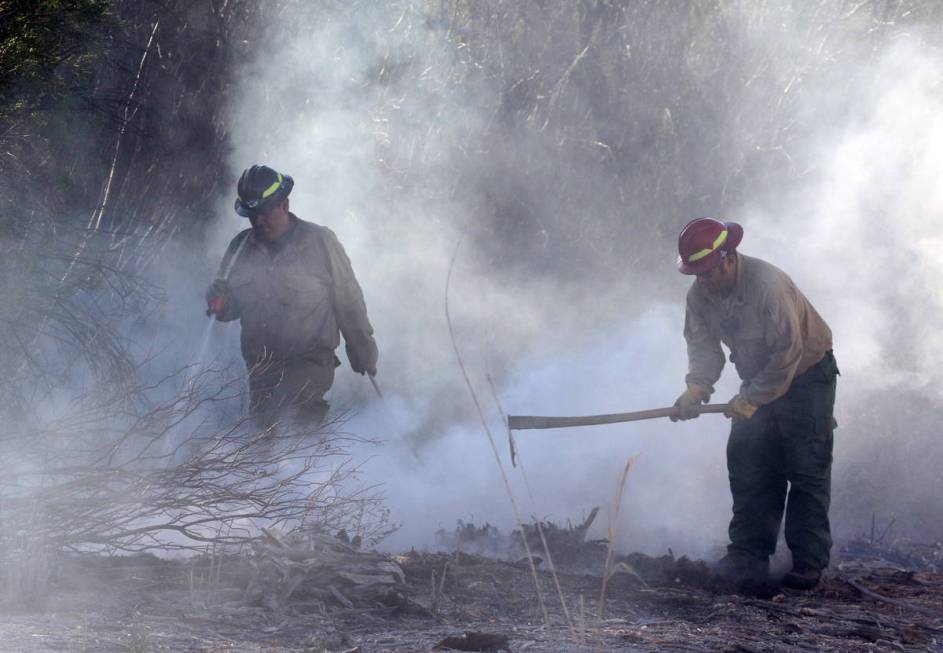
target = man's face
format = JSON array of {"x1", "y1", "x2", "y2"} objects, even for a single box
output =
[
  {"x1": 249, "y1": 199, "x2": 291, "y2": 241},
  {"x1": 696, "y1": 254, "x2": 737, "y2": 295}
]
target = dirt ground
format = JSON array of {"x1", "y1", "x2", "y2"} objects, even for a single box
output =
[{"x1": 2, "y1": 541, "x2": 942, "y2": 652}]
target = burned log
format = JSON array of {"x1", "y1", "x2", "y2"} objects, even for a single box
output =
[{"x1": 513, "y1": 507, "x2": 609, "y2": 569}]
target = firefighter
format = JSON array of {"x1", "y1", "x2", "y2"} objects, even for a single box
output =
[
  {"x1": 206, "y1": 165, "x2": 378, "y2": 428},
  {"x1": 672, "y1": 217, "x2": 838, "y2": 590}
]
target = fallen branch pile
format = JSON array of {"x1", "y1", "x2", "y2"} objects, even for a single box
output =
[
  {"x1": 243, "y1": 529, "x2": 414, "y2": 615},
  {"x1": 0, "y1": 367, "x2": 392, "y2": 600}
]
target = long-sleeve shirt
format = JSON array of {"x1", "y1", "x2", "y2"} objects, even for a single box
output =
[
  {"x1": 683, "y1": 253, "x2": 832, "y2": 405},
  {"x1": 214, "y1": 215, "x2": 377, "y2": 370}
]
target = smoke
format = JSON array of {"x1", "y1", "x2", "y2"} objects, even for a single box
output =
[
  {"x1": 739, "y1": 33, "x2": 943, "y2": 542},
  {"x1": 208, "y1": 1, "x2": 943, "y2": 558},
  {"x1": 746, "y1": 37, "x2": 943, "y2": 394}
]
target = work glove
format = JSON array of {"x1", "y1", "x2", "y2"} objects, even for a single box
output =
[
  {"x1": 205, "y1": 278, "x2": 230, "y2": 317},
  {"x1": 725, "y1": 394, "x2": 758, "y2": 421},
  {"x1": 670, "y1": 384, "x2": 711, "y2": 422},
  {"x1": 346, "y1": 337, "x2": 379, "y2": 377}
]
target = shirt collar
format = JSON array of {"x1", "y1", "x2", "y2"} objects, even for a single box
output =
[
  {"x1": 246, "y1": 213, "x2": 299, "y2": 254},
  {"x1": 694, "y1": 253, "x2": 748, "y2": 307}
]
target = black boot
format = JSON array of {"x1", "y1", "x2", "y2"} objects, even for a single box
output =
[
  {"x1": 715, "y1": 553, "x2": 768, "y2": 582},
  {"x1": 782, "y1": 563, "x2": 822, "y2": 590},
  {"x1": 713, "y1": 554, "x2": 777, "y2": 598}
]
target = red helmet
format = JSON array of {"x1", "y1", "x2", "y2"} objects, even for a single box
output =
[{"x1": 677, "y1": 218, "x2": 743, "y2": 275}]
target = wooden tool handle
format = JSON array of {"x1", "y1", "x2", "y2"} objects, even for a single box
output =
[{"x1": 507, "y1": 403, "x2": 728, "y2": 430}]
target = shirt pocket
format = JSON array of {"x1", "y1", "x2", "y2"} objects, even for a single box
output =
[
  {"x1": 279, "y1": 271, "x2": 332, "y2": 319},
  {"x1": 228, "y1": 276, "x2": 260, "y2": 314},
  {"x1": 730, "y1": 322, "x2": 768, "y2": 380}
]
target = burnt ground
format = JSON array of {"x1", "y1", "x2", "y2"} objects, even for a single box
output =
[{"x1": 2, "y1": 541, "x2": 942, "y2": 652}]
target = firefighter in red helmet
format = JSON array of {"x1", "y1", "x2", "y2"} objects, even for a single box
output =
[{"x1": 673, "y1": 217, "x2": 838, "y2": 591}]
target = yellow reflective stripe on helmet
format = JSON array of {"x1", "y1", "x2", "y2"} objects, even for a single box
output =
[
  {"x1": 687, "y1": 229, "x2": 728, "y2": 262},
  {"x1": 261, "y1": 173, "x2": 283, "y2": 199}
]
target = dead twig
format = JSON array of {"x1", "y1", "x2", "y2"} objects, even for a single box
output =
[
  {"x1": 597, "y1": 456, "x2": 638, "y2": 620},
  {"x1": 431, "y1": 559, "x2": 450, "y2": 616},
  {"x1": 485, "y1": 372, "x2": 574, "y2": 631},
  {"x1": 842, "y1": 577, "x2": 942, "y2": 618},
  {"x1": 444, "y1": 243, "x2": 550, "y2": 630}
]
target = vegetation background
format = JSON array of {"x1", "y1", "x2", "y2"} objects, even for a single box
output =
[{"x1": 2, "y1": 0, "x2": 942, "y2": 579}]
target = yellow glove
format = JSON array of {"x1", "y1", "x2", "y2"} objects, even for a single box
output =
[
  {"x1": 725, "y1": 394, "x2": 758, "y2": 420},
  {"x1": 671, "y1": 384, "x2": 711, "y2": 422}
]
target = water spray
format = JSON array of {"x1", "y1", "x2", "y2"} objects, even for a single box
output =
[{"x1": 160, "y1": 233, "x2": 253, "y2": 465}]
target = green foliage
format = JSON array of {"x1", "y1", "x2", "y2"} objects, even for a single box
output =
[{"x1": 0, "y1": 0, "x2": 110, "y2": 119}]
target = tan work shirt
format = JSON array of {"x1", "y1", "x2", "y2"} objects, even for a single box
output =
[
  {"x1": 683, "y1": 253, "x2": 832, "y2": 405},
  {"x1": 215, "y1": 215, "x2": 377, "y2": 370}
]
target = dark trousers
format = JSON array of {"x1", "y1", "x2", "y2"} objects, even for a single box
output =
[
  {"x1": 726, "y1": 351, "x2": 839, "y2": 571},
  {"x1": 246, "y1": 350, "x2": 337, "y2": 429}
]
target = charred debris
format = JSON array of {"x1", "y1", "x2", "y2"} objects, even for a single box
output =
[{"x1": 8, "y1": 513, "x2": 941, "y2": 651}]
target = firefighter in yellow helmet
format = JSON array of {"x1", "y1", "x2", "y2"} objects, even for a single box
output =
[{"x1": 206, "y1": 165, "x2": 378, "y2": 428}]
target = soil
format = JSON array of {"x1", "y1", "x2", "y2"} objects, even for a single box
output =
[{"x1": 2, "y1": 542, "x2": 942, "y2": 652}]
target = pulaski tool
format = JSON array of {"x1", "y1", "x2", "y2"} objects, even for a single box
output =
[
  {"x1": 506, "y1": 403, "x2": 728, "y2": 466},
  {"x1": 368, "y1": 374, "x2": 384, "y2": 400}
]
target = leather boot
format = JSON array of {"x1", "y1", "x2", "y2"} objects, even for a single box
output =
[
  {"x1": 782, "y1": 563, "x2": 822, "y2": 590},
  {"x1": 713, "y1": 554, "x2": 777, "y2": 597}
]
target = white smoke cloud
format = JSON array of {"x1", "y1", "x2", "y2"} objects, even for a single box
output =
[
  {"x1": 748, "y1": 38, "x2": 943, "y2": 395},
  {"x1": 726, "y1": 29, "x2": 943, "y2": 540},
  {"x1": 208, "y1": 1, "x2": 943, "y2": 559}
]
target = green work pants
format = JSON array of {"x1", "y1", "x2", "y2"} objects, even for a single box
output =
[
  {"x1": 726, "y1": 351, "x2": 839, "y2": 571},
  {"x1": 247, "y1": 350, "x2": 338, "y2": 430}
]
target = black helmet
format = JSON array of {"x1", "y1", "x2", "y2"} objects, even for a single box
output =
[{"x1": 234, "y1": 165, "x2": 294, "y2": 217}]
